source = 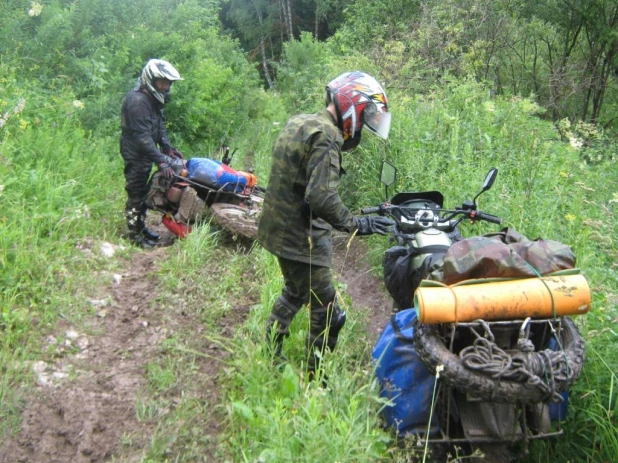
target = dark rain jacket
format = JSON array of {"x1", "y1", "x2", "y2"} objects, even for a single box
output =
[
  {"x1": 257, "y1": 109, "x2": 357, "y2": 268},
  {"x1": 120, "y1": 89, "x2": 171, "y2": 166}
]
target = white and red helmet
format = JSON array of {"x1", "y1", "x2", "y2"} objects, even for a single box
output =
[
  {"x1": 325, "y1": 71, "x2": 391, "y2": 150},
  {"x1": 140, "y1": 59, "x2": 183, "y2": 105}
]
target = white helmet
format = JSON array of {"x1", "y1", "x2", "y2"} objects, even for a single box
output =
[{"x1": 140, "y1": 59, "x2": 183, "y2": 105}]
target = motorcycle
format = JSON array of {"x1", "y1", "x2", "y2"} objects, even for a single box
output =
[
  {"x1": 147, "y1": 141, "x2": 264, "y2": 240},
  {"x1": 367, "y1": 162, "x2": 589, "y2": 460}
]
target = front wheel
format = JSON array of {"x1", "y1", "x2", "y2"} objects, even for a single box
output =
[{"x1": 210, "y1": 203, "x2": 260, "y2": 240}]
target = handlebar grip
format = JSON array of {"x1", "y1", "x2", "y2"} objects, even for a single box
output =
[
  {"x1": 476, "y1": 212, "x2": 502, "y2": 224},
  {"x1": 360, "y1": 206, "x2": 381, "y2": 215}
]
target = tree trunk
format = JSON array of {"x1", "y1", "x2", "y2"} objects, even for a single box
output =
[
  {"x1": 591, "y1": 44, "x2": 616, "y2": 123},
  {"x1": 260, "y1": 36, "x2": 274, "y2": 89},
  {"x1": 279, "y1": 0, "x2": 289, "y2": 41},
  {"x1": 315, "y1": 5, "x2": 319, "y2": 39},
  {"x1": 251, "y1": 0, "x2": 274, "y2": 89},
  {"x1": 286, "y1": 0, "x2": 293, "y2": 40}
]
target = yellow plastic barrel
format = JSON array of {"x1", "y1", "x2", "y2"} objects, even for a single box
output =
[{"x1": 414, "y1": 273, "x2": 591, "y2": 324}]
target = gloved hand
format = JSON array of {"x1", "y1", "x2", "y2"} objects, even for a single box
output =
[
  {"x1": 158, "y1": 162, "x2": 175, "y2": 179},
  {"x1": 168, "y1": 147, "x2": 184, "y2": 160},
  {"x1": 354, "y1": 216, "x2": 395, "y2": 236}
]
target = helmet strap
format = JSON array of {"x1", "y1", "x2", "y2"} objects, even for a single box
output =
[{"x1": 342, "y1": 131, "x2": 362, "y2": 151}]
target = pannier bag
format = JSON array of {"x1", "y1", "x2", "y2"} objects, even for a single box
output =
[{"x1": 372, "y1": 309, "x2": 439, "y2": 436}]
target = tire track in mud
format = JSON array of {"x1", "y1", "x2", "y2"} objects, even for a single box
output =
[
  {"x1": 1, "y1": 233, "x2": 391, "y2": 463},
  {"x1": 0, "y1": 246, "x2": 226, "y2": 463},
  {"x1": 332, "y1": 233, "x2": 393, "y2": 343}
]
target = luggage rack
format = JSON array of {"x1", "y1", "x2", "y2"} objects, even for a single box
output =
[
  {"x1": 418, "y1": 317, "x2": 569, "y2": 446},
  {"x1": 178, "y1": 175, "x2": 255, "y2": 206}
]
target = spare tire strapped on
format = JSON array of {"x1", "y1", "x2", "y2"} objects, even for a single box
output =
[{"x1": 412, "y1": 316, "x2": 586, "y2": 404}]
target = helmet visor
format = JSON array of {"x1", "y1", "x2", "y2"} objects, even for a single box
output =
[{"x1": 364, "y1": 103, "x2": 391, "y2": 140}]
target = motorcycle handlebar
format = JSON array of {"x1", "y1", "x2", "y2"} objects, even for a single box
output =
[
  {"x1": 475, "y1": 211, "x2": 502, "y2": 225},
  {"x1": 360, "y1": 203, "x2": 502, "y2": 227},
  {"x1": 360, "y1": 206, "x2": 382, "y2": 215}
]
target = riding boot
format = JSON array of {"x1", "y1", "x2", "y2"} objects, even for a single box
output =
[
  {"x1": 126, "y1": 208, "x2": 157, "y2": 249},
  {"x1": 306, "y1": 306, "x2": 347, "y2": 375},
  {"x1": 130, "y1": 233, "x2": 157, "y2": 249},
  {"x1": 142, "y1": 226, "x2": 160, "y2": 241},
  {"x1": 137, "y1": 214, "x2": 160, "y2": 241},
  {"x1": 266, "y1": 293, "x2": 302, "y2": 366}
]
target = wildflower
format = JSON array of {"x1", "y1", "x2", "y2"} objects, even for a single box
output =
[
  {"x1": 559, "y1": 171, "x2": 571, "y2": 178},
  {"x1": 19, "y1": 119, "x2": 28, "y2": 130},
  {"x1": 565, "y1": 214, "x2": 576, "y2": 222},
  {"x1": 569, "y1": 137, "x2": 583, "y2": 149},
  {"x1": 13, "y1": 99, "x2": 26, "y2": 115},
  {"x1": 73, "y1": 205, "x2": 91, "y2": 219},
  {"x1": 72, "y1": 100, "x2": 85, "y2": 110},
  {"x1": 28, "y1": 1, "x2": 43, "y2": 17}
]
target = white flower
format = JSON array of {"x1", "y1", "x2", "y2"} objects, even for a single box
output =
[
  {"x1": 14, "y1": 99, "x2": 25, "y2": 114},
  {"x1": 28, "y1": 1, "x2": 43, "y2": 17},
  {"x1": 569, "y1": 137, "x2": 583, "y2": 150},
  {"x1": 73, "y1": 100, "x2": 85, "y2": 110}
]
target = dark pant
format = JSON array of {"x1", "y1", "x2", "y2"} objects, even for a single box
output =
[
  {"x1": 267, "y1": 257, "x2": 346, "y2": 371},
  {"x1": 121, "y1": 154, "x2": 153, "y2": 235}
]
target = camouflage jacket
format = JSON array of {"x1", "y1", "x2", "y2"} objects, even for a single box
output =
[
  {"x1": 257, "y1": 110, "x2": 356, "y2": 267},
  {"x1": 120, "y1": 89, "x2": 171, "y2": 166}
]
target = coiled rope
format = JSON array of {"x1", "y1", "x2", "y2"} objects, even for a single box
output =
[{"x1": 459, "y1": 319, "x2": 572, "y2": 402}]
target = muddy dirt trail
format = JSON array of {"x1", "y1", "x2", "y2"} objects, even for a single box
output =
[{"x1": 0, "y1": 232, "x2": 392, "y2": 463}]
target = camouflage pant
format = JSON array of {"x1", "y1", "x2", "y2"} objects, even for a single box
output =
[{"x1": 267, "y1": 257, "x2": 346, "y2": 371}]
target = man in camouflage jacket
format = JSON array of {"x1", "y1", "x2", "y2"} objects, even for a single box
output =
[
  {"x1": 120, "y1": 59, "x2": 184, "y2": 248},
  {"x1": 258, "y1": 72, "x2": 394, "y2": 376}
]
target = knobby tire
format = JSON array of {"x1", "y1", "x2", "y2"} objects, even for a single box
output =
[{"x1": 413, "y1": 316, "x2": 586, "y2": 404}]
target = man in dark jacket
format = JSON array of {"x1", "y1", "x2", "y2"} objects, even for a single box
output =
[
  {"x1": 120, "y1": 59, "x2": 184, "y2": 248},
  {"x1": 258, "y1": 71, "x2": 395, "y2": 378}
]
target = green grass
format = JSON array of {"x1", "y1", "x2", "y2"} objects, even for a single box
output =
[
  {"x1": 1, "y1": 76, "x2": 616, "y2": 462},
  {"x1": 220, "y1": 255, "x2": 393, "y2": 462}
]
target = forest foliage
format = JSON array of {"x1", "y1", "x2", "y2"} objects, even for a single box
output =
[{"x1": 1, "y1": 0, "x2": 617, "y2": 462}]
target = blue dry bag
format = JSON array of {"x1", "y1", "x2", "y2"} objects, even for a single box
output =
[
  {"x1": 372, "y1": 309, "x2": 439, "y2": 436},
  {"x1": 186, "y1": 158, "x2": 247, "y2": 193}
]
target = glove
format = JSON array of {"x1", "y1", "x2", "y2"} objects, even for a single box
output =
[
  {"x1": 158, "y1": 162, "x2": 175, "y2": 179},
  {"x1": 354, "y1": 216, "x2": 395, "y2": 236},
  {"x1": 168, "y1": 147, "x2": 184, "y2": 160}
]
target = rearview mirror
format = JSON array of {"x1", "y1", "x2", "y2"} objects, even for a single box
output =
[
  {"x1": 482, "y1": 168, "x2": 498, "y2": 191},
  {"x1": 380, "y1": 161, "x2": 397, "y2": 187}
]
